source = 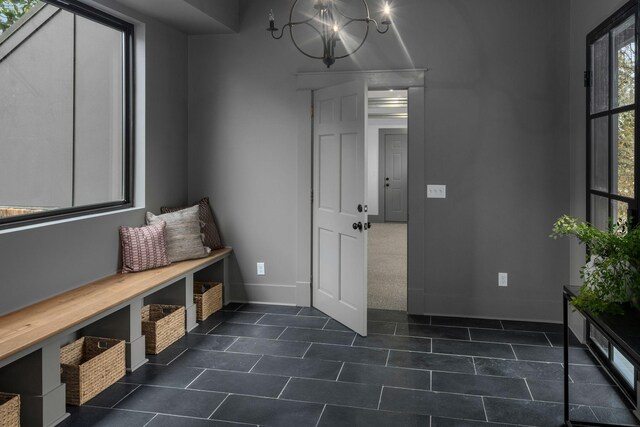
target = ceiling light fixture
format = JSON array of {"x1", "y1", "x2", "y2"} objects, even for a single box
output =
[{"x1": 267, "y1": 0, "x2": 393, "y2": 68}]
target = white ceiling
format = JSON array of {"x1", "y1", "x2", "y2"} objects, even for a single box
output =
[{"x1": 114, "y1": 0, "x2": 240, "y2": 35}]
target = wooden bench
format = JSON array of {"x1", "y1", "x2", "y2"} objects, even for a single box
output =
[{"x1": 0, "y1": 247, "x2": 233, "y2": 427}]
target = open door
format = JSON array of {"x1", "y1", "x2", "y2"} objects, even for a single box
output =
[{"x1": 312, "y1": 80, "x2": 368, "y2": 336}]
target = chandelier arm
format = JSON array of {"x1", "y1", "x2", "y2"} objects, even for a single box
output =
[
  {"x1": 334, "y1": 22, "x2": 370, "y2": 59},
  {"x1": 333, "y1": 0, "x2": 371, "y2": 22},
  {"x1": 270, "y1": 22, "x2": 293, "y2": 40},
  {"x1": 369, "y1": 17, "x2": 391, "y2": 34},
  {"x1": 289, "y1": 21, "x2": 325, "y2": 60}
]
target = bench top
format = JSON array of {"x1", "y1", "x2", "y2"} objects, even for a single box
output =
[{"x1": 0, "y1": 247, "x2": 232, "y2": 362}]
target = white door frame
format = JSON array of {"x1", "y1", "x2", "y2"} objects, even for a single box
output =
[{"x1": 294, "y1": 69, "x2": 426, "y2": 314}]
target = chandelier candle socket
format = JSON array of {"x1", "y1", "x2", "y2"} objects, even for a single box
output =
[{"x1": 267, "y1": 0, "x2": 393, "y2": 68}]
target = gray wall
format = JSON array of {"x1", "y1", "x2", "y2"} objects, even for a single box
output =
[
  {"x1": 189, "y1": 0, "x2": 571, "y2": 321},
  {"x1": 0, "y1": 6, "x2": 189, "y2": 316}
]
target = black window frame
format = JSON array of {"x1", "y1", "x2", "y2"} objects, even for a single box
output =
[
  {"x1": 0, "y1": 0, "x2": 134, "y2": 229},
  {"x1": 586, "y1": 0, "x2": 639, "y2": 228},
  {"x1": 585, "y1": 0, "x2": 640, "y2": 404}
]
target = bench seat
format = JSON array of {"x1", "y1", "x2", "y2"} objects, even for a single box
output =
[{"x1": 0, "y1": 247, "x2": 232, "y2": 427}]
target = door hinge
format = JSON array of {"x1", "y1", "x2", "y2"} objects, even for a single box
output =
[{"x1": 584, "y1": 71, "x2": 592, "y2": 88}]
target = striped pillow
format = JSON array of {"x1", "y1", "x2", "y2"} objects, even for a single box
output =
[
  {"x1": 161, "y1": 197, "x2": 224, "y2": 250},
  {"x1": 146, "y1": 205, "x2": 211, "y2": 263},
  {"x1": 119, "y1": 222, "x2": 171, "y2": 273}
]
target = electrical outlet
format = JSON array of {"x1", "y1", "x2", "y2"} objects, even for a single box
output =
[
  {"x1": 427, "y1": 185, "x2": 446, "y2": 198},
  {"x1": 257, "y1": 262, "x2": 265, "y2": 276},
  {"x1": 498, "y1": 272, "x2": 508, "y2": 287}
]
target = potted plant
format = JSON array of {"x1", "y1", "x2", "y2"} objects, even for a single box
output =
[{"x1": 551, "y1": 215, "x2": 640, "y2": 315}]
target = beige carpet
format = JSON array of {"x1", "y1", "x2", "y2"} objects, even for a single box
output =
[{"x1": 368, "y1": 223, "x2": 407, "y2": 311}]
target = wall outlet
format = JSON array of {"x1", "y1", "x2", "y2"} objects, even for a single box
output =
[
  {"x1": 427, "y1": 185, "x2": 446, "y2": 198},
  {"x1": 498, "y1": 272, "x2": 508, "y2": 287},
  {"x1": 257, "y1": 262, "x2": 265, "y2": 276}
]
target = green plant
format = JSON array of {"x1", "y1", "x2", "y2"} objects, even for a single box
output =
[
  {"x1": 0, "y1": 0, "x2": 39, "y2": 34},
  {"x1": 551, "y1": 215, "x2": 640, "y2": 315}
]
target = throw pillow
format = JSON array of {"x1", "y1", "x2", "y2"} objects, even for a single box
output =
[
  {"x1": 146, "y1": 205, "x2": 210, "y2": 262},
  {"x1": 161, "y1": 197, "x2": 224, "y2": 250},
  {"x1": 119, "y1": 222, "x2": 171, "y2": 273}
]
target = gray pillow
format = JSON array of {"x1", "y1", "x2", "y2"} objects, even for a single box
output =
[{"x1": 146, "y1": 205, "x2": 210, "y2": 262}]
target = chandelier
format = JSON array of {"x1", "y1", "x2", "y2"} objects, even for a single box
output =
[{"x1": 267, "y1": 0, "x2": 393, "y2": 68}]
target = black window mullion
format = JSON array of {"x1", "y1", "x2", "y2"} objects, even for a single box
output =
[{"x1": 588, "y1": 0, "x2": 639, "y2": 227}]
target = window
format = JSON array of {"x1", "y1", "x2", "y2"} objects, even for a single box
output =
[
  {"x1": 0, "y1": 0, "x2": 133, "y2": 227},
  {"x1": 587, "y1": 1, "x2": 638, "y2": 229},
  {"x1": 586, "y1": 0, "x2": 640, "y2": 403}
]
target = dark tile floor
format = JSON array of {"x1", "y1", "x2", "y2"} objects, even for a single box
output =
[{"x1": 60, "y1": 304, "x2": 640, "y2": 427}]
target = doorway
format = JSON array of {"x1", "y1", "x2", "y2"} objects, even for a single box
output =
[
  {"x1": 366, "y1": 90, "x2": 408, "y2": 312},
  {"x1": 295, "y1": 69, "x2": 426, "y2": 329}
]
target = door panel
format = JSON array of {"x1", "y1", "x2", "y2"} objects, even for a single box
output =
[
  {"x1": 313, "y1": 80, "x2": 368, "y2": 336},
  {"x1": 384, "y1": 134, "x2": 408, "y2": 222}
]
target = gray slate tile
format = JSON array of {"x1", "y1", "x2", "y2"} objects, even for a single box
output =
[
  {"x1": 304, "y1": 343, "x2": 388, "y2": 365},
  {"x1": 380, "y1": 387, "x2": 486, "y2": 421},
  {"x1": 484, "y1": 397, "x2": 597, "y2": 426},
  {"x1": 251, "y1": 354, "x2": 342, "y2": 380},
  {"x1": 512, "y1": 345, "x2": 596, "y2": 364},
  {"x1": 147, "y1": 414, "x2": 256, "y2": 427},
  {"x1": 339, "y1": 362, "x2": 430, "y2": 389},
  {"x1": 396, "y1": 323, "x2": 470, "y2": 340},
  {"x1": 469, "y1": 328, "x2": 550, "y2": 346},
  {"x1": 121, "y1": 364, "x2": 204, "y2": 388},
  {"x1": 388, "y1": 350, "x2": 475, "y2": 374},
  {"x1": 238, "y1": 303, "x2": 301, "y2": 315},
  {"x1": 257, "y1": 313, "x2": 328, "y2": 329},
  {"x1": 116, "y1": 385, "x2": 226, "y2": 418},
  {"x1": 353, "y1": 333, "x2": 431, "y2": 352},
  {"x1": 188, "y1": 369, "x2": 289, "y2": 397},
  {"x1": 317, "y1": 405, "x2": 431, "y2": 427},
  {"x1": 527, "y1": 379, "x2": 629, "y2": 408},
  {"x1": 171, "y1": 349, "x2": 260, "y2": 371},
  {"x1": 279, "y1": 327, "x2": 355, "y2": 345},
  {"x1": 212, "y1": 394, "x2": 323, "y2": 427},
  {"x1": 432, "y1": 371, "x2": 531, "y2": 399},
  {"x1": 58, "y1": 407, "x2": 154, "y2": 427},
  {"x1": 227, "y1": 336, "x2": 310, "y2": 357},
  {"x1": 209, "y1": 322, "x2": 285, "y2": 339},
  {"x1": 280, "y1": 377, "x2": 381, "y2": 409},
  {"x1": 474, "y1": 357, "x2": 564, "y2": 381},
  {"x1": 433, "y1": 339, "x2": 516, "y2": 359}
]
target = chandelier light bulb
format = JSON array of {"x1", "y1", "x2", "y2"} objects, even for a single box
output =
[
  {"x1": 268, "y1": 9, "x2": 275, "y2": 23},
  {"x1": 383, "y1": 1, "x2": 391, "y2": 15},
  {"x1": 333, "y1": 24, "x2": 339, "y2": 32}
]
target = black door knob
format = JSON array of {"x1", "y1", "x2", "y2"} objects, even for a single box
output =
[
  {"x1": 385, "y1": 183, "x2": 390, "y2": 187},
  {"x1": 352, "y1": 222, "x2": 363, "y2": 231}
]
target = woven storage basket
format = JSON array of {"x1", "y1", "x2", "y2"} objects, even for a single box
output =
[
  {"x1": 0, "y1": 393, "x2": 19, "y2": 427},
  {"x1": 60, "y1": 337, "x2": 125, "y2": 406},
  {"x1": 141, "y1": 304, "x2": 185, "y2": 354},
  {"x1": 193, "y1": 281, "x2": 223, "y2": 321}
]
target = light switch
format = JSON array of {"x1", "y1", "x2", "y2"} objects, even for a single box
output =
[{"x1": 427, "y1": 185, "x2": 446, "y2": 198}]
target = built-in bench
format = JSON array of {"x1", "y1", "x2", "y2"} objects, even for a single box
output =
[{"x1": 0, "y1": 247, "x2": 233, "y2": 427}]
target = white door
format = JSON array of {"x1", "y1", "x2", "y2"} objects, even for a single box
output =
[{"x1": 313, "y1": 80, "x2": 368, "y2": 336}]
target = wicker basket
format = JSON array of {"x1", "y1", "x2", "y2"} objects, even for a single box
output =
[
  {"x1": 141, "y1": 304, "x2": 185, "y2": 354},
  {"x1": 0, "y1": 393, "x2": 19, "y2": 427},
  {"x1": 60, "y1": 337, "x2": 125, "y2": 406},
  {"x1": 193, "y1": 281, "x2": 223, "y2": 321}
]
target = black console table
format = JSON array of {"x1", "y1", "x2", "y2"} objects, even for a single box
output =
[{"x1": 563, "y1": 286, "x2": 640, "y2": 426}]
